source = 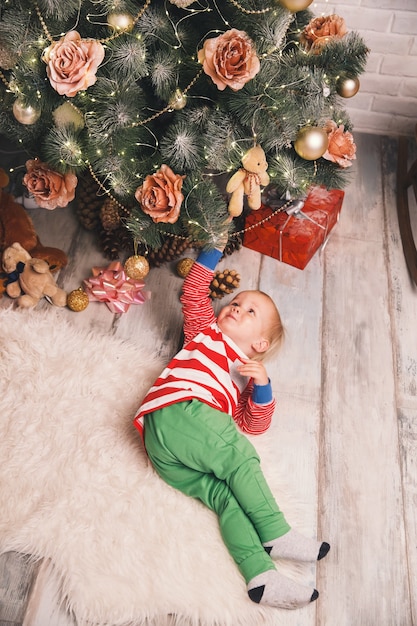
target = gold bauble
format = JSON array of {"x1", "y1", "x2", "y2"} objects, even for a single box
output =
[
  {"x1": 294, "y1": 126, "x2": 328, "y2": 161},
  {"x1": 176, "y1": 257, "x2": 194, "y2": 278},
  {"x1": 124, "y1": 255, "x2": 150, "y2": 280},
  {"x1": 107, "y1": 12, "x2": 135, "y2": 32},
  {"x1": 336, "y1": 76, "x2": 360, "y2": 99},
  {"x1": 12, "y1": 99, "x2": 41, "y2": 125},
  {"x1": 169, "y1": 88, "x2": 187, "y2": 111},
  {"x1": 67, "y1": 288, "x2": 89, "y2": 312},
  {"x1": 279, "y1": 0, "x2": 313, "y2": 11}
]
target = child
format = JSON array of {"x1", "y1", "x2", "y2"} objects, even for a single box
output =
[{"x1": 134, "y1": 246, "x2": 330, "y2": 610}]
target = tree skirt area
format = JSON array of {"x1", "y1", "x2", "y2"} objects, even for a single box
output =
[{"x1": 0, "y1": 307, "x2": 314, "y2": 626}]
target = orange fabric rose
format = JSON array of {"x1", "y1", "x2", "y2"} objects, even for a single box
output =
[
  {"x1": 322, "y1": 121, "x2": 356, "y2": 168},
  {"x1": 135, "y1": 165, "x2": 185, "y2": 224},
  {"x1": 23, "y1": 159, "x2": 78, "y2": 209},
  {"x1": 300, "y1": 15, "x2": 347, "y2": 53},
  {"x1": 43, "y1": 31, "x2": 105, "y2": 97},
  {"x1": 198, "y1": 28, "x2": 260, "y2": 92}
]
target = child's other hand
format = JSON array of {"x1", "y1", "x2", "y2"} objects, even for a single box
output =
[{"x1": 237, "y1": 359, "x2": 269, "y2": 386}]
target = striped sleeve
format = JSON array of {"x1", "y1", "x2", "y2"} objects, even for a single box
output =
[
  {"x1": 180, "y1": 261, "x2": 217, "y2": 344},
  {"x1": 233, "y1": 381, "x2": 275, "y2": 435}
]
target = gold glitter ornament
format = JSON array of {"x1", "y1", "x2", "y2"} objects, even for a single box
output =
[
  {"x1": 12, "y1": 99, "x2": 41, "y2": 125},
  {"x1": 67, "y1": 288, "x2": 89, "y2": 312},
  {"x1": 294, "y1": 126, "x2": 328, "y2": 161},
  {"x1": 176, "y1": 257, "x2": 194, "y2": 278},
  {"x1": 336, "y1": 75, "x2": 360, "y2": 98},
  {"x1": 124, "y1": 255, "x2": 150, "y2": 280}
]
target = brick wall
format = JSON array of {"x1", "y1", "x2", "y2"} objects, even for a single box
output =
[{"x1": 312, "y1": 0, "x2": 417, "y2": 136}]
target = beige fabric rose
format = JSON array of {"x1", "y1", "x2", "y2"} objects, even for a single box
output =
[
  {"x1": 135, "y1": 165, "x2": 185, "y2": 224},
  {"x1": 43, "y1": 31, "x2": 105, "y2": 97},
  {"x1": 198, "y1": 28, "x2": 260, "y2": 91},
  {"x1": 23, "y1": 159, "x2": 78, "y2": 210},
  {"x1": 300, "y1": 15, "x2": 347, "y2": 53},
  {"x1": 322, "y1": 121, "x2": 356, "y2": 168}
]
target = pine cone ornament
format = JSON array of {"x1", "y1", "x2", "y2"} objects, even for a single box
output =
[
  {"x1": 147, "y1": 236, "x2": 190, "y2": 267},
  {"x1": 99, "y1": 225, "x2": 134, "y2": 260},
  {"x1": 75, "y1": 172, "x2": 102, "y2": 231},
  {"x1": 100, "y1": 197, "x2": 121, "y2": 231},
  {"x1": 210, "y1": 269, "x2": 240, "y2": 299},
  {"x1": 222, "y1": 231, "x2": 243, "y2": 258}
]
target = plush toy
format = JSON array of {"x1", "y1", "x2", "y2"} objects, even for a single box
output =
[
  {"x1": 0, "y1": 168, "x2": 68, "y2": 297},
  {"x1": 226, "y1": 145, "x2": 270, "y2": 217},
  {"x1": 2, "y1": 242, "x2": 67, "y2": 308}
]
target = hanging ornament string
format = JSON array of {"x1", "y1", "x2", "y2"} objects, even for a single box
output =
[
  {"x1": 227, "y1": 0, "x2": 271, "y2": 15},
  {"x1": 230, "y1": 199, "x2": 293, "y2": 238},
  {"x1": 34, "y1": 0, "x2": 152, "y2": 44},
  {"x1": 0, "y1": 69, "x2": 10, "y2": 89},
  {"x1": 87, "y1": 164, "x2": 131, "y2": 218},
  {"x1": 132, "y1": 68, "x2": 203, "y2": 127},
  {"x1": 87, "y1": 161, "x2": 293, "y2": 245}
]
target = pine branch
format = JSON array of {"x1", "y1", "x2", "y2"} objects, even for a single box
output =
[{"x1": 180, "y1": 177, "x2": 230, "y2": 249}]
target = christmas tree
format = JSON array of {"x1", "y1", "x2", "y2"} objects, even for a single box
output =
[{"x1": 0, "y1": 0, "x2": 368, "y2": 260}]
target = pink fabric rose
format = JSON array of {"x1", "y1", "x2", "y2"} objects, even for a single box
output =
[
  {"x1": 198, "y1": 28, "x2": 260, "y2": 92},
  {"x1": 300, "y1": 15, "x2": 347, "y2": 54},
  {"x1": 23, "y1": 159, "x2": 78, "y2": 210},
  {"x1": 135, "y1": 165, "x2": 185, "y2": 224},
  {"x1": 322, "y1": 121, "x2": 356, "y2": 168},
  {"x1": 43, "y1": 31, "x2": 105, "y2": 97}
]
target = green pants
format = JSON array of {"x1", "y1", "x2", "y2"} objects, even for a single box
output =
[{"x1": 143, "y1": 399, "x2": 290, "y2": 582}]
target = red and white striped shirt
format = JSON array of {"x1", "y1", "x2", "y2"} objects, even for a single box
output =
[{"x1": 134, "y1": 258, "x2": 275, "y2": 437}]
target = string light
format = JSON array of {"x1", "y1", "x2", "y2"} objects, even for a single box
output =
[{"x1": 34, "y1": 0, "x2": 151, "y2": 44}]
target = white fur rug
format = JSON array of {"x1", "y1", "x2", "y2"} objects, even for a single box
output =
[{"x1": 0, "y1": 308, "x2": 311, "y2": 626}]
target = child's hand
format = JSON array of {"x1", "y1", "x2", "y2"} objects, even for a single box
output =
[{"x1": 237, "y1": 359, "x2": 269, "y2": 386}]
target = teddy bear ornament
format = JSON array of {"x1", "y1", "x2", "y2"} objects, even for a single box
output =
[{"x1": 226, "y1": 144, "x2": 270, "y2": 217}]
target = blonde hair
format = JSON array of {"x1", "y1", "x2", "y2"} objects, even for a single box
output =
[{"x1": 253, "y1": 291, "x2": 285, "y2": 362}]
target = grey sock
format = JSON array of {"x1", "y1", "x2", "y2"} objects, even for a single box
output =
[
  {"x1": 263, "y1": 528, "x2": 330, "y2": 561},
  {"x1": 247, "y1": 568, "x2": 318, "y2": 610}
]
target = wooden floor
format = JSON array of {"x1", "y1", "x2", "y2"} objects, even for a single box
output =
[{"x1": 0, "y1": 132, "x2": 416, "y2": 626}]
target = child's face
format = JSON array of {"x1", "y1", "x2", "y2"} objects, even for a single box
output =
[{"x1": 217, "y1": 291, "x2": 272, "y2": 357}]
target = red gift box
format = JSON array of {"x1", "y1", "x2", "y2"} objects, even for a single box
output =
[{"x1": 243, "y1": 186, "x2": 344, "y2": 269}]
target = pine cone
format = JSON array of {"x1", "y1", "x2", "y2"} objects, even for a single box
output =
[
  {"x1": 100, "y1": 197, "x2": 121, "y2": 231},
  {"x1": 75, "y1": 172, "x2": 102, "y2": 231},
  {"x1": 223, "y1": 231, "x2": 243, "y2": 258},
  {"x1": 99, "y1": 225, "x2": 134, "y2": 260},
  {"x1": 210, "y1": 269, "x2": 240, "y2": 299},
  {"x1": 147, "y1": 236, "x2": 190, "y2": 267}
]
